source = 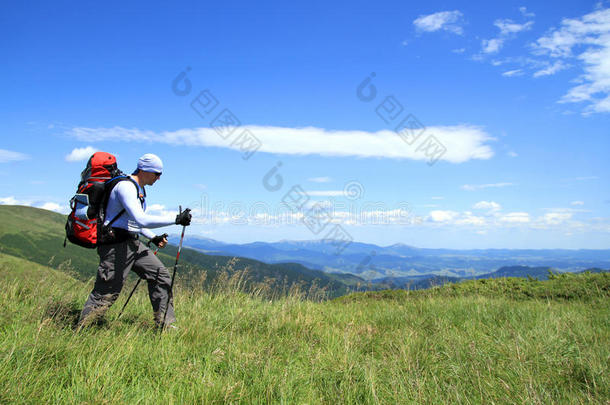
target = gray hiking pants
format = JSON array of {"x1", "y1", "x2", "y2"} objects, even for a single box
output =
[{"x1": 78, "y1": 238, "x2": 176, "y2": 326}]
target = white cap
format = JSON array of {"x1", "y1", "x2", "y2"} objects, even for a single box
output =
[{"x1": 133, "y1": 153, "x2": 163, "y2": 174}]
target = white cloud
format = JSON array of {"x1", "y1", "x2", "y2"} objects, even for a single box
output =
[
  {"x1": 413, "y1": 11, "x2": 464, "y2": 35},
  {"x1": 481, "y1": 18, "x2": 534, "y2": 55},
  {"x1": 146, "y1": 204, "x2": 179, "y2": 219},
  {"x1": 147, "y1": 204, "x2": 166, "y2": 212},
  {"x1": 428, "y1": 210, "x2": 460, "y2": 222},
  {"x1": 502, "y1": 69, "x2": 524, "y2": 77},
  {"x1": 482, "y1": 38, "x2": 504, "y2": 54},
  {"x1": 542, "y1": 212, "x2": 572, "y2": 225},
  {"x1": 0, "y1": 149, "x2": 29, "y2": 163},
  {"x1": 533, "y1": 9, "x2": 610, "y2": 57},
  {"x1": 39, "y1": 202, "x2": 61, "y2": 212},
  {"x1": 65, "y1": 146, "x2": 99, "y2": 162},
  {"x1": 454, "y1": 212, "x2": 487, "y2": 226},
  {"x1": 68, "y1": 125, "x2": 495, "y2": 164},
  {"x1": 452, "y1": 48, "x2": 466, "y2": 54},
  {"x1": 571, "y1": 200, "x2": 585, "y2": 206},
  {"x1": 533, "y1": 60, "x2": 569, "y2": 77},
  {"x1": 0, "y1": 196, "x2": 69, "y2": 214},
  {"x1": 495, "y1": 19, "x2": 534, "y2": 35},
  {"x1": 473, "y1": 201, "x2": 502, "y2": 212},
  {"x1": 415, "y1": 203, "x2": 601, "y2": 232},
  {"x1": 461, "y1": 182, "x2": 515, "y2": 191},
  {"x1": 425, "y1": 208, "x2": 522, "y2": 227},
  {"x1": 499, "y1": 212, "x2": 531, "y2": 223},
  {"x1": 393, "y1": 201, "x2": 598, "y2": 232},
  {"x1": 45, "y1": 203, "x2": 70, "y2": 214},
  {"x1": 519, "y1": 6, "x2": 535, "y2": 18},
  {"x1": 507, "y1": 151, "x2": 518, "y2": 157},
  {"x1": 0, "y1": 196, "x2": 20, "y2": 205},
  {"x1": 533, "y1": 8, "x2": 610, "y2": 113},
  {"x1": 308, "y1": 177, "x2": 332, "y2": 183}
]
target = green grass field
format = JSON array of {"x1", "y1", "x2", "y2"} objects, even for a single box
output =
[{"x1": 0, "y1": 252, "x2": 608, "y2": 404}]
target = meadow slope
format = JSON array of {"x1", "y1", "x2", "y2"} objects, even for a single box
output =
[{"x1": 0, "y1": 253, "x2": 608, "y2": 404}]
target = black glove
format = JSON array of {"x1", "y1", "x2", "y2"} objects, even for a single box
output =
[
  {"x1": 175, "y1": 207, "x2": 192, "y2": 226},
  {"x1": 149, "y1": 233, "x2": 168, "y2": 247}
]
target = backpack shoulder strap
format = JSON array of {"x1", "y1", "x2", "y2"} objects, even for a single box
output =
[
  {"x1": 125, "y1": 176, "x2": 145, "y2": 206},
  {"x1": 102, "y1": 175, "x2": 142, "y2": 225},
  {"x1": 106, "y1": 208, "x2": 126, "y2": 227}
]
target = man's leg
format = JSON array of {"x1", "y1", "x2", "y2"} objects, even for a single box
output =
[
  {"x1": 131, "y1": 241, "x2": 176, "y2": 326},
  {"x1": 77, "y1": 240, "x2": 137, "y2": 327}
]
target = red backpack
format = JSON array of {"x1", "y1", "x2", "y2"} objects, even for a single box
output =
[{"x1": 64, "y1": 152, "x2": 136, "y2": 248}]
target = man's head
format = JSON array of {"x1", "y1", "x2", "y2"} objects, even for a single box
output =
[{"x1": 132, "y1": 153, "x2": 163, "y2": 186}]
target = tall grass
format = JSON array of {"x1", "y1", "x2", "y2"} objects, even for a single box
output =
[{"x1": 0, "y1": 253, "x2": 607, "y2": 404}]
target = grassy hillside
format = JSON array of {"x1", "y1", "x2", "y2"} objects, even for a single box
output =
[
  {"x1": 0, "y1": 205, "x2": 100, "y2": 275},
  {"x1": 338, "y1": 271, "x2": 610, "y2": 303},
  {"x1": 0, "y1": 205, "x2": 363, "y2": 298},
  {"x1": 0, "y1": 253, "x2": 607, "y2": 403}
]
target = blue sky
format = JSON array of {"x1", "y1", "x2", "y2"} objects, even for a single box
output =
[{"x1": 1, "y1": 0, "x2": 609, "y2": 248}]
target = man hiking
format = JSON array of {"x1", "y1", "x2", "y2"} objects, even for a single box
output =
[{"x1": 77, "y1": 153, "x2": 192, "y2": 329}]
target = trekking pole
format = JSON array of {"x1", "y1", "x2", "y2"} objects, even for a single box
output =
[{"x1": 161, "y1": 206, "x2": 188, "y2": 332}]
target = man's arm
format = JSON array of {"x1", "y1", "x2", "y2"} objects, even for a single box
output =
[
  {"x1": 115, "y1": 181, "x2": 176, "y2": 228},
  {"x1": 140, "y1": 227, "x2": 156, "y2": 239}
]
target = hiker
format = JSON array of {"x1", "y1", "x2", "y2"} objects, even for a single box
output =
[{"x1": 77, "y1": 153, "x2": 192, "y2": 328}]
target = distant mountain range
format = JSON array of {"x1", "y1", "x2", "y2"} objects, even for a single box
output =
[
  {"x1": 176, "y1": 236, "x2": 610, "y2": 280},
  {"x1": 373, "y1": 266, "x2": 609, "y2": 290}
]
